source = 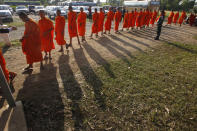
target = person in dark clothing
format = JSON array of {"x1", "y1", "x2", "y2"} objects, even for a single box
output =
[
  {"x1": 155, "y1": 10, "x2": 165, "y2": 40},
  {"x1": 88, "y1": 6, "x2": 92, "y2": 21},
  {"x1": 122, "y1": 7, "x2": 126, "y2": 21}
]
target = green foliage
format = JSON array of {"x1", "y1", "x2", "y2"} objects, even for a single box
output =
[{"x1": 161, "y1": 0, "x2": 195, "y2": 11}]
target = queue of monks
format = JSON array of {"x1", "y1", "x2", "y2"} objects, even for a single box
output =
[{"x1": 0, "y1": 6, "x2": 196, "y2": 85}]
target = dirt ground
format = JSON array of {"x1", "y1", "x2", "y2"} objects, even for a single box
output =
[{"x1": 1, "y1": 20, "x2": 197, "y2": 130}]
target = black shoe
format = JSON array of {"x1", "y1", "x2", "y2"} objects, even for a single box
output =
[
  {"x1": 66, "y1": 44, "x2": 69, "y2": 49},
  {"x1": 154, "y1": 37, "x2": 159, "y2": 40}
]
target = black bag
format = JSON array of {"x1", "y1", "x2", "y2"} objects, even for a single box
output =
[{"x1": 0, "y1": 28, "x2": 10, "y2": 33}]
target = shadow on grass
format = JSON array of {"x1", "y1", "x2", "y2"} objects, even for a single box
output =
[
  {"x1": 58, "y1": 54, "x2": 84, "y2": 130},
  {"x1": 16, "y1": 61, "x2": 64, "y2": 130},
  {"x1": 73, "y1": 48, "x2": 106, "y2": 110},
  {"x1": 95, "y1": 37, "x2": 133, "y2": 66},
  {"x1": 83, "y1": 43, "x2": 116, "y2": 78}
]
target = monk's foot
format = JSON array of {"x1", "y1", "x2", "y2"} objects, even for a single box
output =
[
  {"x1": 66, "y1": 44, "x2": 69, "y2": 49},
  {"x1": 96, "y1": 35, "x2": 98, "y2": 38},
  {"x1": 44, "y1": 55, "x2": 48, "y2": 60},
  {"x1": 49, "y1": 56, "x2": 52, "y2": 60},
  {"x1": 103, "y1": 32, "x2": 106, "y2": 34},
  {"x1": 23, "y1": 66, "x2": 33, "y2": 71}
]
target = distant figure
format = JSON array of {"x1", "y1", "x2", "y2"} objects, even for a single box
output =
[
  {"x1": 98, "y1": 8, "x2": 105, "y2": 36},
  {"x1": 189, "y1": 13, "x2": 196, "y2": 26},
  {"x1": 155, "y1": 10, "x2": 165, "y2": 40},
  {"x1": 166, "y1": 10, "x2": 174, "y2": 26},
  {"x1": 114, "y1": 8, "x2": 122, "y2": 33},
  {"x1": 122, "y1": 7, "x2": 126, "y2": 21},
  {"x1": 38, "y1": 10, "x2": 55, "y2": 59},
  {"x1": 90, "y1": 8, "x2": 99, "y2": 38},
  {"x1": 67, "y1": 6, "x2": 80, "y2": 48},
  {"x1": 88, "y1": 6, "x2": 92, "y2": 21},
  {"x1": 173, "y1": 11, "x2": 179, "y2": 25},
  {"x1": 122, "y1": 10, "x2": 129, "y2": 31},
  {"x1": 55, "y1": 10, "x2": 66, "y2": 52},
  {"x1": 150, "y1": 9, "x2": 158, "y2": 27},
  {"x1": 104, "y1": 7, "x2": 114, "y2": 34},
  {"x1": 136, "y1": 9, "x2": 143, "y2": 29},
  {"x1": 77, "y1": 7, "x2": 87, "y2": 42},
  {"x1": 128, "y1": 10, "x2": 134, "y2": 30},
  {"x1": 19, "y1": 12, "x2": 43, "y2": 71},
  {"x1": 0, "y1": 19, "x2": 17, "y2": 47},
  {"x1": 178, "y1": 10, "x2": 186, "y2": 27}
]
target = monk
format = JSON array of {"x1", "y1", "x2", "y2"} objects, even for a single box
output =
[
  {"x1": 77, "y1": 7, "x2": 86, "y2": 42},
  {"x1": 150, "y1": 9, "x2": 157, "y2": 27},
  {"x1": 173, "y1": 11, "x2": 179, "y2": 25},
  {"x1": 132, "y1": 8, "x2": 138, "y2": 29},
  {"x1": 90, "y1": 8, "x2": 99, "y2": 38},
  {"x1": 19, "y1": 12, "x2": 43, "y2": 71},
  {"x1": 38, "y1": 10, "x2": 54, "y2": 59},
  {"x1": 0, "y1": 49, "x2": 17, "y2": 83},
  {"x1": 178, "y1": 10, "x2": 186, "y2": 27},
  {"x1": 55, "y1": 10, "x2": 66, "y2": 52},
  {"x1": 141, "y1": 9, "x2": 146, "y2": 28},
  {"x1": 189, "y1": 13, "x2": 196, "y2": 26},
  {"x1": 136, "y1": 9, "x2": 143, "y2": 29},
  {"x1": 166, "y1": 10, "x2": 174, "y2": 26},
  {"x1": 114, "y1": 8, "x2": 122, "y2": 33},
  {"x1": 122, "y1": 10, "x2": 129, "y2": 31},
  {"x1": 98, "y1": 8, "x2": 105, "y2": 36},
  {"x1": 146, "y1": 9, "x2": 152, "y2": 27},
  {"x1": 68, "y1": 6, "x2": 80, "y2": 47},
  {"x1": 128, "y1": 10, "x2": 134, "y2": 29},
  {"x1": 104, "y1": 7, "x2": 114, "y2": 34}
]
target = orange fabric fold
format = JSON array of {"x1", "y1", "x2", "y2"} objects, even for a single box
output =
[
  {"x1": 55, "y1": 16, "x2": 66, "y2": 45},
  {"x1": 77, "y1": 12, "x2": 86, "y2": 36}
]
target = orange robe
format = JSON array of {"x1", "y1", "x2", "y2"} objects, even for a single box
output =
[
  {"x1": 178, "y1": 11, "x2": 186, "y2": 25},
  {"x1": 104, "y1": 11, "x2": 114, "y2": 31},
  {"x1": 167, "y1": 12, "x2": 174, "y2": 24},
  {"x1": 92, "y1": 12, "x2": 99, "y2": 33},
  {"x1": 150, "y1": 11, "x2": 157, "y2": 25},
  {"x1": 68, "y1": 11, "x2": 78, "y2": 38},
  {"x1": 38, "y1": 17, "x2": 55, "y2": 52},
  {"x1": 136, "y1": 11, "x2": 143, "y2": 27},
  {"x1": 55, "y1": 16, "x2": 66, "y2": 45},
  {"x1": 77, "y1": 12, "x2": 86, "y2": 36},
  {"x1": 123, "y1": 12, "x2": 129, "y2": 28},
  {"x1": 140, "y1": 11, "x2": 146, "y2": 26},
  {"x1": 132, "y1": 11, "x2": 138, "y2": 27},
  {"x1": 0, "y1": 50, "x2": 9, "y2": 81},
  {"x1": 98, "y1": 11, "x2": 105, "y2": 32},
  {"x1": 114, "y1": 11, "x2": 122, "y2": 31},
  {"x1": 128, "y1": 12, "x2": 134, "y2": 27},
  {"x1": 173, "y1": 12, "x2": 179, "y2": 24},
  {"x1": 145, "y1": 11, "x2": 151, "y2": 26},
  {"x1": 23, "y1": 19, "x2": 43, "y2": 64}
]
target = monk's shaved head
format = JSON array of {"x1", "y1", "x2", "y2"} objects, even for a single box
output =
[
  {"x1": 100, "y1": 8, "x2": 103, "y2": 12},
  {"x1": 69, "y1": 6, "x2": 73, "y2": 11},
  {"x1": 39, "y1": 10, "x2": 45, "y2": 18},
  {"x1": 19, "y1": 12, "x2": 29, "y2": 22},
  {"x1": 80, "y1": 7, "x2": 83, "y2": 12},
  {"x1": 56, "y1": 9, "x2": 61, "y2": 16}
]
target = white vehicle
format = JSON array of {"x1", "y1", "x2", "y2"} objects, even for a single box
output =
[
  {"x1": 45, "y1": 6, "x2": 57, "y2": 15},
  {"x1": 91, "y1": 6, "x2": 100, "y2": 13},
  {"x1": 34, "y1": 6, "x2": 45, "y2": 15},
  {"x1": 16, "y1": 6, "x2": 28, "y2": 15},
  {"x1": 0, "y1": 5, "x2": 13, "y2": 22},
  {"x1": 48, "y1": 6, "x2": 67, "y2": 19}
]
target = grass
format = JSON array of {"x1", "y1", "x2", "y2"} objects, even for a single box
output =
[
  {"x1": 0, "y1": 40, "x2": 20, "y2": 48},
  {"x1": 19, "y1": 41, "x2": 197, "y2": 130},
  {"x1": 78, "y1": 42, "x2": 197, "y2": 130},
  {"x1": 193, "y1": 35, "x2": 197, "y2": 40},
  {"x1": 5, "y1": 17, "x2": 24, "y2": 27}
]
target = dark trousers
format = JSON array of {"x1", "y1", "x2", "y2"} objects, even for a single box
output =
[{"x1": 156, "y1": 25, "x2": 162, "y2": 39}]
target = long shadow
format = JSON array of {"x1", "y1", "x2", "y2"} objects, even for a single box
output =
[
  {"x1": 58, "y1": 54, "x2": 84, "y2": 130},
  {"x1": 120, "y1": 31, "x2": 156, "y2": 47},
  {"x1": 108, "y1": 35, "x2": 146, "y2": 53},
  {"x1": 83, "y1": 43, "x2": 116, "y2": 78},
  {"x1": 162, "y1": 39, "x2": 197, "y2": 54},
  {"x1": 95, "y1": 37, "x2": 132, "y2": 66},
  {"x1": 15, "y1": 61, "x2": 64, "y2": 130},
  {"x1": 73, "y1": 48, "x2": 106, "y2": 109}
]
